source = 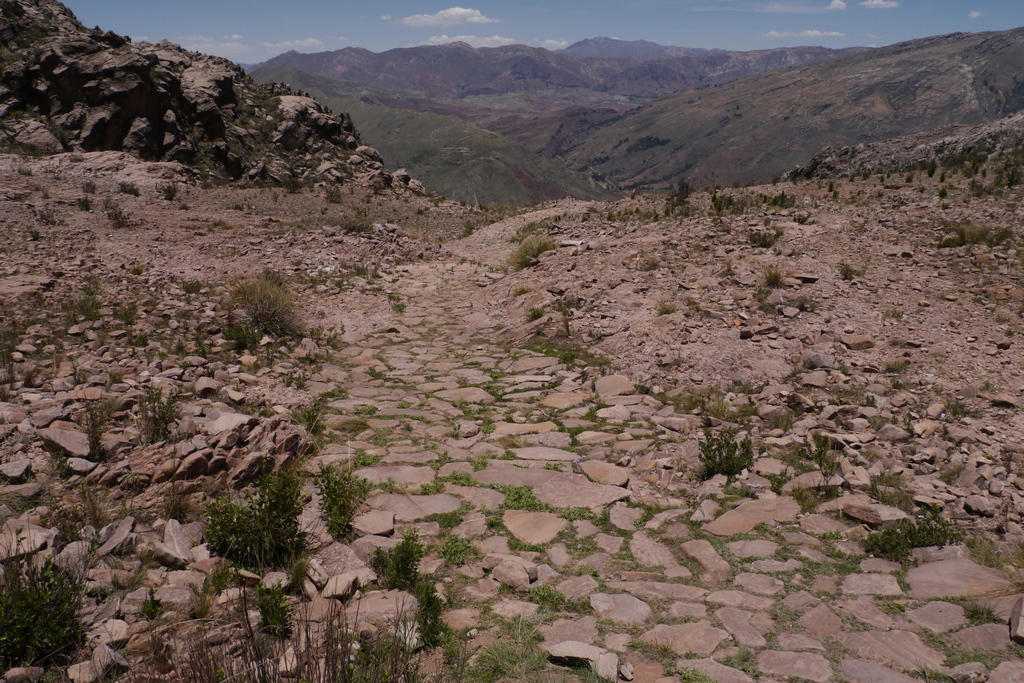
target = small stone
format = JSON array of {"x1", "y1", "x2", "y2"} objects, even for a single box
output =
[{"x1": 841, "y1": 335, "x2": 875, "y2": 350}]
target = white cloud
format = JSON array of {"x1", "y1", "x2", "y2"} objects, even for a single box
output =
[
  {"x1": 765, "y1": 29, "x2": 844, "y2": 37},
  {"x1": 421, "y1": 34, "x2": 516, "y2": 47},
  {"x1": 541, "y1": 39, "x2": 569, "y2": 50},
  {"x1": 380, "y1": 15, "x2": 392, "y2": 20},
  {"x1": 827, "y1": 0, "x2": 846, "y2": 8},
  {"x1": 223, "y1": 34, "x2": 243, "y2": 40},
  {"x1": 859, "y1": 0, "x2": 898, "y2": 7},
  {"x1": 259, "y1": 37, "x2": 324, "y2": 51},
  {"x1": 402, "y1": 7, "x2": 499, "y2": 27},
  {"x1": 968, "y1": 10, "x2": 983, "y2": 18}
]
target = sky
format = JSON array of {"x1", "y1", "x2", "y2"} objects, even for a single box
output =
[{"x1": 62, "y1": 0, "x2": 1024, "y2": 64}]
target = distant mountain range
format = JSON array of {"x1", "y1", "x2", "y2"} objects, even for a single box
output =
[{"x1": 253, "y1": 38, "x2": 864, "y2": 203}]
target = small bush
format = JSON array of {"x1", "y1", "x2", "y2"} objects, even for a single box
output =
[
  {"x1": 231, "y1": 270, "x2": 302, "y2": 337},
  {"x1": 439, "y1": 534, "x2": 474, "y2": 566},
  {"x1": 118, "y1": 181, "x2": 140, "y2": 196},
  {"x1": 839, "y1": 263, "x2": 862, "y2": 280},
  {"x1": 104, "y1": 199, "x2": 130, "y2": 228},
  {"x1": 160, "y1": 183, "x2": 178, "y2": 200},
  {"x1": 864, "y1": 514, "x2": 962, "y2": 563},
  {"x1": 325, "y1": 184, "x2": 343, "y2": 203},
  {"x1": 371, "y1": 530, "x2": 424, "y2": 592},
  {"x1": 509, "y1": 235, "x2": 557, "y2": 271},
  {"x1": 206, "y1": 467, "x2": 308, "y2": 570},
  {"x1": 656, "y1": 302, "x2": 678, "y2": 315},
  {"x1": 526, "y1": 307, "x2": 545, "y2": 321},
  {"x1": 223, "y1": 323, "x2": 262, "y2": 351},
  {"x1": 138, "y1": 386, "x2": 179, "y2": 444},
  {"x1": 0, "y1": 557, "x2": 84, "y2": 669},
  {"x1": 314, "y1": 464, "x2": 371, "y2": 542},
  {"x1": 698, "y1": 428, "x2": 754, "y2": 481},
  {"x1": 749, "y1": 229, "x2": 781, "y2": 248},
  {"x1": 762, "y1": 264, "x2": 784, "y2": 288},
  {"x1": 255, "y1": 581, "x2": 292, "y2": 638},
  {"x1": 79, "y1": 398, "x2": 118, "y2": 460}
]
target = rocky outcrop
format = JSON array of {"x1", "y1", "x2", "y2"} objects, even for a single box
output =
[
  {"x1": 787, "y1": 109, "x2": 1024, "y2": 181},
  {"x1": 0, "y1": 0, "x2": 368, "y2": 183}
]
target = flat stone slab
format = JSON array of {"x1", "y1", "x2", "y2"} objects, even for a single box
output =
[
  {"x1": 503, "y1": 510, "x2": 567, "y2": 545},
  {"x1": 678, "y1": 659, "x2": 754, "y2": 683},
  {"x1": 590, "y1": 593, "x2": 652, "y2": 625},
  {"x1": 757, "y1": 651, "x2": 833, "y2": 683},
  {"x1": 734, "y1": 573, "x2": 785, "y2": 595},
  {"x1": 949, "y1": 623, "x2": 1010, "y2": 650},
  {"x1": 539, "y1": 616, "x2": 599, "y2": 647},
  {"x1": 680, "y1": 539, "x2": 730, "y2": 584},
  {"x1": 491, "y1": 421, "x2": 559, "y2": 437},
  {"x1": 513, "y1": 446, "x2": 578, "y2": 461},
  {"x1": 703, "y1": 496, "x2": 801, "y2": 536},
  {"x1": 604, "y1": 580, "x2": 706, "y2": 601},
  {"x1": 579, "y1": 460, "x2": 629, "y2": 487},
  {"x1": 630, "y1": 533, "x2": 690, "y2": 578},
  {"x1": 533, "y1": 474, "x2": 630, "y2": 509},
  {"x1": 726, "y1": 540, "x2": 778, "y2": 558},
  {"x1": 640, "y1": 623, "x2": 728, "y2": 656},
  {"x1": 716, "y1": 607, "x2": 766, "y2": 647},
  {"x1": 906, "y1": 601, "x2": 966, "y2": 633},
  {"x1": 842, "y1": 630, "x2": 946, "y2": 672},
  {"x1": 435, "y1": 387, "x2": 495, "y2": 404},
  {"x1": 356, "y1": 465, "x2": 435, "y2": 487},
  {"x1": 842, "y1": 573, "x2": 903, "y2": 596},
  {"x1": 365, "y1": 493, "x2": 461, "y2": 522},
  {"x1": 348, "y1": 589, "x2": 418, "y2": 623},
  {"x1": 840, "y1": 660, "x2": 918, "y2": 683},
  {"x1": 906, "y1": 558, "x2": 1013, "y2": 600},
  {"x1": 540, "y1": 393, "x2": 588, "y2": 409},
  {"x1": 555, "y1": 575, "x2": 600, "y2": 601},
  {"x1": 473, "y1": 466, "x2": 559, "y2": 487},
  {"x1": 706, "y1": 590, "x2": 775, "y2": 611},
  {"x1": 595, "y1": 375, "x2": 635, "y2": 397}
]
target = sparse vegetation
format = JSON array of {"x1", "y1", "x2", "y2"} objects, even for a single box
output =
[
  {"x1": 0, "y1": 557, "x2": 84, "y2": 669},
  {"x1": 698, "y1": 428, "x2": 754, "y2": 481},
  {"x1": 314, "y1": 464, "x2": 372, "y2": 542},
  {"x1": 231, "y1": 269, "x2": 302, "y2": 337}
]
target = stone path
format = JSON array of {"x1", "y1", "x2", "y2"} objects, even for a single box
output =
[{"x1": 287, "y1": 208, "x2": 1024, "y2": 682}]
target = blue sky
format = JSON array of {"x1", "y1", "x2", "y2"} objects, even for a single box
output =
[{"x1": 64, "y1": 1, "x2": 1023, "y2": 63}]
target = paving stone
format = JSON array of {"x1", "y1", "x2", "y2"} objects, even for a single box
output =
[
  {"x1": 590, "y1": 593, "x2": 652, "y2": 625},
  {"x1": 604, "y1": 580, "x2": 706, "y2": 601},
  {"x1": 556, "y1": 575, "x2": 600, "y2": 601},
  {"x1": 366, "y1": 493, "x2": 461, "y2": 521},
  {"x1": 706, "y1": 590, "x2": 775, "y2": 610},
  {"x1": 679, "y1": 540, "x2": 730, "y2": 584},
  {"x1": 352, "y1": 510, "x2": 395, "y2": 536},
  {"x1": 842, "y1": 572, "x2": 903, "y2": 596},
  {"x1": 639, "y1": 623, "x2": 728, "y2": 656},
  {"x1": 668, "y1": 602, "x2": 708, "y2": 619},
  {"x1": 595, "y1": 375, "x2": 635, "y2": 397},
  {"x1": 756, "y1": 651, "x2": 833, "y2": 682},
  {"x1": 490, "y1": 598, "x2": 539, "y2": 619},
  {"x1": 539, "y1": 616, "x2": 600, "y2": 646},
  {"x1": 906, "y1": 601, "x2": 966, "y2": 633},
  {"x1": 579, "y1": 460, "x2": 629, "y2": 486},
  {"x1": 513, "y1": 446, "x2": 578, "y2": 461},
  {"x1": 540, "y1": 392, "x2": 589, "y2": 409},
  {"x1": 436, "y1": 387, "x2": 495, "y2": 404},
  {"x1": 533, "y1": 474, "x2": 630, "y2": 509},
  {"x1": 906, "y1": 558, "x2": 1013, "y2": 600},
  {"x1": 631, "y1": 532, "x2": 690, "y2": 578},
  {"x1": 839, "y1": 596, "x2": 896, "y2": 629},
  {"x1": 734, "y1": 572, "x2": 785, "y2": 595},
  {"x1": 799, "y1": 603, "x2": 842, "y2": 638},
  {"x1": 949, "y1": 623, "x2": 1010, "y2": 650},
  {"x1": 703, "y1": 496, "x2": 800, "y2": 536},
  {"x1": 715, "y1": 607, "x2": 766, "y2": 647},
  {"x1": 356, "y1": 465, "x2": 435, "y2": 487},
  {"x1": 677, "y1": 659, "x2": 753, "y2": 683},
  {"x1": 840, "y1": 659, "x2": 918, "y2": 683},
  {"x1": 503, "y1": 510, "x2": 567, "y2": 545},
  {"x1": 726, "y1": 540, "x2": 778, "y2": 558},
  {"x1": 842, "y1": 630, "x2": 947, "y2": 672}
]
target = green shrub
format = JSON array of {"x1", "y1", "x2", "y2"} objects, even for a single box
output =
[
  {"x1": 509, "y1": 235, "x2": 557, "y2": 271},
  {"x1": 371, "y1": 530, "x2": 424, "y2": 592},
  {"x1": 314, "y1": 464, "x2": 371, "y2": 542},
  {"x1": 256, "y1": 581, "x2": 292, "y2": 638},
  {"x1": 839, "y1": 263, "x2": 862, "y2": 281},
  {"x1": 439, "y1": 534, "x2": 474, "y2": 566},
  {"x1": 138, "y1": 386, "x2": 179, "y2": 444},
  {"x1": 748, "y1": 230, "x2": 781, "y2": 248},
  {"x1": 762, "y1": 264, "x2": 784, "y2": 288},
  {"x1": 206, "y1": 467, "x2": 308, "y2": 570},
  {"x1": 0, "y1": 557, "x2": 84, "y2": 669},
  {"x1": 118, "y1": 181, "x2": 140, "y2": 196},
  {"x1": 79, "y1": 398, "x2": 118, "y2": 460},
  {"x1": 231, "y1": 270, "x2": 302, "y2": 337},
  {"x1": 864, "y1": 514, "x2": 962, "y2": 563},
  {"x1": 698, "y1": 428, "x2": 754, "y2": 481},
  {"x1": 223, "y1": 323, "x2": 262, "y2": 351}
]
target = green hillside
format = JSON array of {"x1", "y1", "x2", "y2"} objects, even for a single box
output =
[{"x1": 250, "y1": 66, "x2": 612, "y2": 205}]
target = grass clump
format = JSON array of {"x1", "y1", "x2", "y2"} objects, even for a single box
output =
[
  {"x1": 0, "y1": 557, "x2": 84, "y2": 669},
  {"x1": 255, "y1": 581, "x2": 292, "y2": 638},
  {"x1": 748, "y1": 229, "x2": 781, "y2": 248},
  {"x1": 370, "y1": 530, "x2": 449, "y2": 648},
  {"x1": 231, "y1": 269, "x2": 302, "y2": 337},
  {"x1": 863, "y1": 514, "x2": 962, "y2": 563},
  {"x1": 206, "y1": 467, "x2": 308, "y2": 570},
  {"x1": 509, "y1": 235, "x2": 557, "y2": 271},
  {"x1": 698, "y1": 428, "x2": 754, "y2": 481},
  {"x1": 314, "y1": 464, "x2": 372, "y2": 542},
  {"x1": 439, "y1": 534, "x2": 475, "y2": 566},
  {"x1": 839, "y1": 263, "x2": 863, "y2": 280},
  {"x1": 656, "y1": 301, "x2": 678, "y2": 315},
  {"x1": 138, "y1": 386, "x2": 179, "y2": 444},
  {"x1": 762, "y1": 264, "x2": 784, "y2": 288}
]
